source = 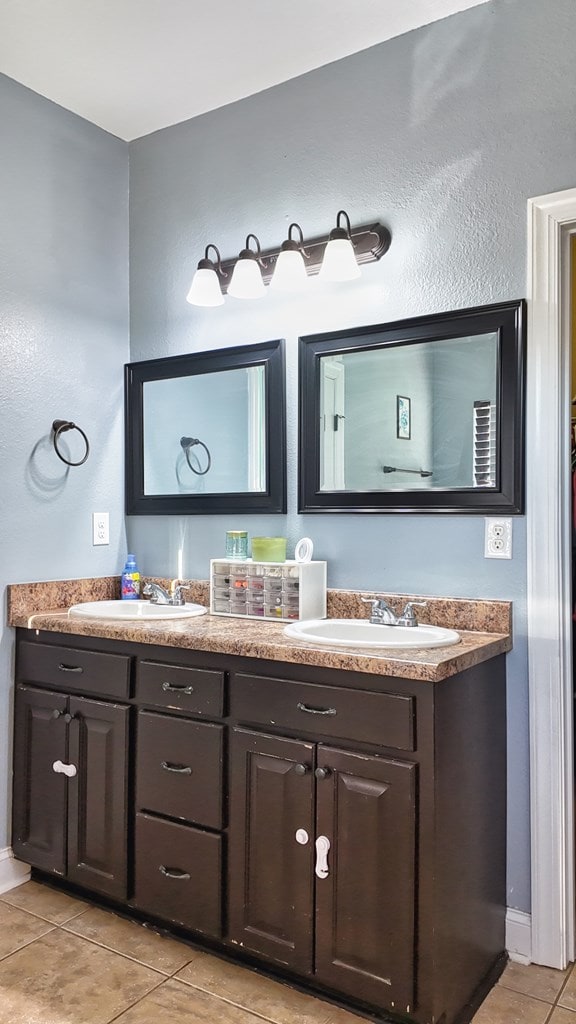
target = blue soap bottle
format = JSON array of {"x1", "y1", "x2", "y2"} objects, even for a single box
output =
[{"x1": 121, "y1": 554, "x2": 140, "y2": 600}]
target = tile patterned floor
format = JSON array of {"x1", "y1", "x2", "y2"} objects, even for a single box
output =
[{"x1": 0, "y1": 880, "x2": 573, "y2": 1024}]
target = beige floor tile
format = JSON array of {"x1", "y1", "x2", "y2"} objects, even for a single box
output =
[
  {"x1": 0, "y1": 901, "x2": 55, "y2": 959},
  {"x1": 0, "y1": 929, "x2": 163, "y2": 1024},
  {"x1": 472, "y1": 985, "x2": 551, "y2": 1024},
  {"x1": 114, "y1": 978, "x2": 271, "y2": 1023},
  {"x1": 323, "y1": 1006, "x2": 370, "y2": 1024},
  {"x1": 499, "y1": 960, "x2": 569, "y2": 1003},
  {"x1": 549, "y1": 1008, "x2": 576, "y2": 1023},
  {"x1": 175, "y1": 951, "x2": 344, "y2": 1024},
  {"x1": 0, "y1": 880, "x2": 87, "y2": 924},
  {"x1": 63, "y1": 905, "x2": 200, "y2": 974},
  {"x1": 559, "y1": 965, "x2": 576, "y2": 1010}
]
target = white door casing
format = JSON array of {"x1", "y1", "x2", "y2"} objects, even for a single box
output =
[{"x1": 527, "y1": 188, "x2": 576, "y2": 968}]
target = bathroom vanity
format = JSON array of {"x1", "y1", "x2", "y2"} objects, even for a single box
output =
[{"x1": 8, "y1": 583, "x2": 511, "y2": 1024}]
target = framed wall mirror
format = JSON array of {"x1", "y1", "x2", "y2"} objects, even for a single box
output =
[
  {"x1": 298, "y1": 301, "x2": 525, "y2": 514},
  {"x1": 125, "y1": 339, "x2": 286, "y2": 514}
]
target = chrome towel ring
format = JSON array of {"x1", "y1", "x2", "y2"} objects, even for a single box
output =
[
  {"x1": 52, "y1": 420, "x2": 90, "y2": 467},
  {"x1": 180, "y1": 436, "x2": 212, "y2": 476}
]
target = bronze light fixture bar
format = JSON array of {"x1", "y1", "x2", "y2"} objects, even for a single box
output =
[
  {"x1": 186, "y1": 212, "x2": 392, "y2": 306},
  {"x1": 217, "y1": 219, "x2": 391, "y2": 291}
]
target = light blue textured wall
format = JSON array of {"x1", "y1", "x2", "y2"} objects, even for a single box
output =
[
  {"x1": 0, "y1": 75, "x2": 129, "y2": 849},
  {"x1": 127, "y1": 0, "x2": 576, "y2": 914}
]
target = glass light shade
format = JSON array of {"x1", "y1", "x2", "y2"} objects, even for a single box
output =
[
  {"x1": 228, "y1": 257, "x2": 266, "y2": 299},
  {"x1": 270, "y1": 248, "x2": 309, "y2": 292},
  {"x1": 186, "y1": 267, "x2": 224, "y2": 307},
  {"x1": 319, "y1": 237, "x2": 361, "y2": 282}
]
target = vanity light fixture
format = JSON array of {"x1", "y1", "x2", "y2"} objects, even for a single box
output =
[
  {"x1": 186, "y1": 244, "x2": 226, "y2": 307},
  {"x1": 228, "y1": 234, "x2": 267, "y2": 299},
  {"x1": 186, "y1": 211, "x2": 391, "y2": 306}
]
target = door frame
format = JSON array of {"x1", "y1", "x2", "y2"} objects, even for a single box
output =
[{"x1": 527, "y1": 188, "x2": 576, "y2": 967}]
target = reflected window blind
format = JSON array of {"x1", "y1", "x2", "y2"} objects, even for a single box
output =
[{"x1": 473, "y1": 400, "x2": 496, "y2": 487}]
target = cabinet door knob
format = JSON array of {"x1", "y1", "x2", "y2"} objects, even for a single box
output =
[
  {"x1": 52, "y1": 760, "x2": 77, "y2": 778},
  {"x1": 159, "y1": 865, "x2": 191, "y2": 880},
  {"x1": 51, "y1": 709, "x2": 62, "y2": 719},
  {"x1": 293, "y1": 763, "x2": 309, "y2": 776},
  {"x1": 315, "y1": 835, "x2": 331, "y2": 879},
  {"x1": 161, "y1": 761, "x2": 192, "y2": 775},
  {"x1": 314, "y1": 767, "x2": 330, "y2": 780}
]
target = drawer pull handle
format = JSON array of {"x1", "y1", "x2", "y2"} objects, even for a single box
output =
[
  {"x1": 58, "y1": 663, "x2": 83, "y2": 674},
  {"x1": 297, "y1": 701, "x2": 337, "y2": 716},
  {"x1": 161, "y1": 761, "x2": 192, "y2": 775},
  {"x1": 161, "y1": 682, "x2": 194, "y2": 695},
  {"x1": 52, "y1": 760, "x2": 77, "y2": 778},
  {"x1": 159, "y1": 865, "x2": 191, "y2": 880},
  {"x1": 315, "y1": 835, "x2": 331, "y2": 879}
]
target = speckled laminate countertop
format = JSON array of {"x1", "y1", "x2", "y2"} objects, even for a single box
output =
[{"x1": 7, "y1": 577, "x2": 512, "y2": 683}]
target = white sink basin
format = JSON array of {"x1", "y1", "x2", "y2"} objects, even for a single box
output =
[
  {"x1": 284, "y1": 619, "x2": 460, "y2": 649},
  {"x1": 68, "y1": 600, "x2": 207, "y2": 621}
]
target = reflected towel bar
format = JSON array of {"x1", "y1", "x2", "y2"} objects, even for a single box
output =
[{"x1": 382, "y1": 465, "x2": 432, "y2": 477}]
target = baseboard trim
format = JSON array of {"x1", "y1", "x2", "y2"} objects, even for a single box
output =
[
  {"x1": 506, "y1": 908, "x2": 532, "y2": 964},
  {"x1": 0, "y1": 848, "x2": 30, "y2": 894}
]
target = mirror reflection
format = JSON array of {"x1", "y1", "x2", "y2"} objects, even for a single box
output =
[
  {"x1": 143, "y1": 365, "x2": 266, "y2": 495},
  {"x1": 125, "y1": 338, "x2": 286, "y2": 515},
  {"x1": 299, "y1": 301, "x2": 525, "y2": 514},
  {"x1": 319, "y1": 333, "x2": 498, "y2": 492}
]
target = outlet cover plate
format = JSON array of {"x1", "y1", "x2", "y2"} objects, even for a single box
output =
[
  {"x1": 484, "y1": 517, "x2": 512, "y2": 559},
  {"x1": 92, "y1": 512, "x2": 109, "y2": 546}
]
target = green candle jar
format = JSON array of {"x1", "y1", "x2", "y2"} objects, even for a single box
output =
[{"x1": 251, "y1": 537, "x2": 287, "y2": 562}]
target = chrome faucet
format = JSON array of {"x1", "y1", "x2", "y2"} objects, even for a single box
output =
[
  {"x1": 362, "y1": 598, "x2": 427, "y2": 627},
  {"x1": 143, "y1": 581, "x2": 190, "y2": 606}
]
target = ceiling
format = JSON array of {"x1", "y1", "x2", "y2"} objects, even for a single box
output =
[{"x1": 1, "y1": 0, "x2": 492, "y2": 141}]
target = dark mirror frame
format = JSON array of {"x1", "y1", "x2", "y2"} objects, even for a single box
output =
[
  {"x1": 298, "y1": 300, "x2": 526, "y2": 514},
  {"x1": 125, "y1": 338, "x2": 286, "y2": 515}
]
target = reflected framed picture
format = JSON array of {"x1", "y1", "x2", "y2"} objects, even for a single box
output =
[{"x1": 396, "y1": 395, "x2": 411, "y2": 440}]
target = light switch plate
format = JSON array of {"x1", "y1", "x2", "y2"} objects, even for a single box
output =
[{"x1": 92, "y1": 512, "x2": 109, "y2": 546}]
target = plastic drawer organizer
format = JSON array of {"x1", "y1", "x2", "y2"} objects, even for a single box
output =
[{"x1": 210, "y1": 559, "x2": 327, "y2": 621}]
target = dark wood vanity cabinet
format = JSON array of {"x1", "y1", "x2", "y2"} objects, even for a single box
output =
[
  {"x1": 132, "y1": 691, "x2": 225, "y2": 937},
  {"x1": 228, "y1": 728, "x2": 417, "y2": 1010},
  {"x1": 11, "y1": 629, "x2": 507, "y2": 1024},
  {"x1": 13, "y1": 683, "x2": 129, "y2": 899}
]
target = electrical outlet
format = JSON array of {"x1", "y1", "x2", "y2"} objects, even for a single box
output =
[
  {"x1": 484, "y1": 518, "x2": 512, "y2": 559},
  {"x1": 92, "y1": 512, "x2": 109, "y2": 546}
]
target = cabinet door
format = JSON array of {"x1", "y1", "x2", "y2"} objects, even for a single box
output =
[
  {"x1": 12, "y1": 685, "x2": 68, "y2": 874},
  {"x1": 314, "y1": 746, "x2": 417, "y2": 1014},
  {"x1": 228, "y1": 728, "x2": 315, "y2": 973},
  {"x1": 66, "y1": 696, "x2": 129, "y2": 900}
]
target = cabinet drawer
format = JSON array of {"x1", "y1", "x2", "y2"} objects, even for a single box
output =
[
  {"x1": 136, "y1": 660, "x2": 224, "y2": 717},
  {"x1": 17, "y1": 641, "x2": 131, "y2": 700},
  {"x1": 231, "y1": 673, "x2": 415, "y2": 752},
  {"x1": 133, "y1": 813, "x2": 222, "y2": 938},
  {"x1": 136, "y1": 712, "x2": 223, "y2": 829}
]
